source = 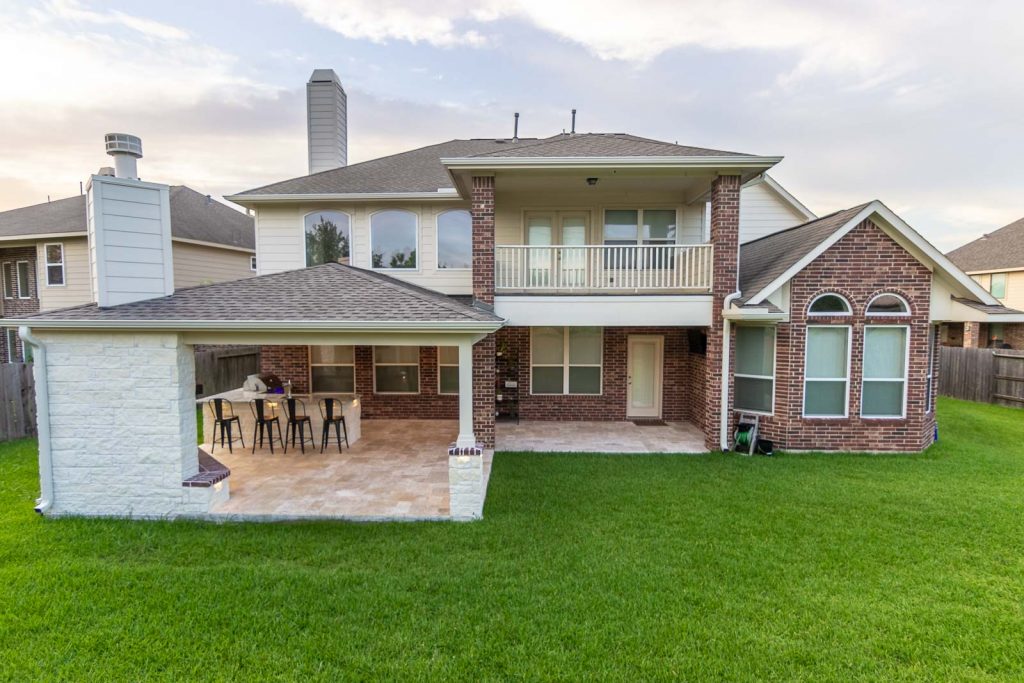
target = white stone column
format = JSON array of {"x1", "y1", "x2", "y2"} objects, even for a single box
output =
[{"x1": 455, "y1": 339, "x2": 475, "y2": 448}]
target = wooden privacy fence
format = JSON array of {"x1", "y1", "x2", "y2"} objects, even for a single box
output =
[
  {"x1": 194, "y1": 346, "x2": 260, "y2": 398},
  {"x1": 939, "y1": 346, "x2": 1024, "y2": 408},
  {"x1": 0, "y1": 363, "x2": 36, "y2": 442}
]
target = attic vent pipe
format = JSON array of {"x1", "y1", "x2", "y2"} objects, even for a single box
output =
[
  {"x1": 513, "y1": 112, "x2": 519, "y2": 141},
  {"x1": 104, "y1": 133, "x2": 142, "y2": 180},
  {"x1": 571, "y1": 109, "x2": 576, "y2": 134}
]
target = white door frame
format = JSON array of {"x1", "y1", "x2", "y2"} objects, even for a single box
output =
[{"x1": 626, "y1": 334, "x2": 664, "y2": 418}]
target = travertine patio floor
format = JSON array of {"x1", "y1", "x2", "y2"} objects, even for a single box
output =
[
  {"x1": 206, "y1": 419, "x2": 491, "y2": 521},
  {"x1": 496, "y1": 420, "x2": 707, "y2": 453}
]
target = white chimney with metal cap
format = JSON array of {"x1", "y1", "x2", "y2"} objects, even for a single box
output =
[
  {"x1": 306, "y1": 69, "x2": 347, "y2": 174},
  {"x1": 104, "y1": 133, "x2": 143, "y2": 180},
  {"x1": 87, "y1": 134, "x2": 174, "y2": 307}
]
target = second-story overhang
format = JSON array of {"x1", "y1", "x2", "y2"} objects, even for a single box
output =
[{"x1": 441, "y1": 154, "x2": 783, "y2": 198}]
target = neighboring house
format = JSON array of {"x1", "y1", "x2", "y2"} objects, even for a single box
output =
[
  {"x1": 8, "y1": 69, "x2": 1007, "y2": 522},
  {"x1": 0, "y1": 182, "x2": 255, "y2": 361},
  {"x1": 946, "y1": 217, "x2": 1024, "y2": 348}
]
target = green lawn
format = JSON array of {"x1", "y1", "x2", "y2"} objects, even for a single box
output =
[{"x1": 1, "y1": 397, "x2": 1023, "y2": 681}]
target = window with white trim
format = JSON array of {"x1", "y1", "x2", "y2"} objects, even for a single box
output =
[
  {"x1": 374, "y1": 346, "x2": 419, "y2": 393},
  {"x1": 990, "y1": 273, "x2": 1007, "y2": 299},
  {"x1": 436, "y1": 210, "x2": 472, "y2": 269},
  {"x1": 531, "y1": 326, "x2": 602, "y2": 395},
  {"x1": 5, "y1": 328, "x2": 16, "y2": 363},
  {"x1": 310, "y1": 346, "x2": 355, "y2": 393},
  {"x1": 370, "y1": 210, "x2": 417, "y2": 269},
  {"x1": 866, "y1": 293, "x2": 910, "y2": 316},
  {"x1": 250, "y1": 256, "x2": 257, "y2": 272},
  {"x1": 44, "y1": 243, "x2": 64, "y2": 286},
  {"x1": 862, "y1": 325, "x2": 909, "y2": 418},
  {"x1": 808, "y1": 293, "x2": 851, "y2": 316},
  {"x1": 438, "y1": 346, "x2": 459, "y2": 394},
  {"x1": 734, "y1": 326, "x2": 775, "y2": 414},
  {"x1": 1, "y1": 263, "x2": 12, "y2": 299},
  {"x1": 926, "y1": 325, "x2": 936, "y2": 413},
  {"x1": 304, "y1": 211, "x2": 351, "y2": 267},
  {"x1": 603, "y1": 209, "x2": 677, "y2": 246},
  {"x1": 16, "y1": 261, "x2": 30, "y2": 298},
  {"x1": 803, "y1": 326, "x2": 850, "y2": 417}
]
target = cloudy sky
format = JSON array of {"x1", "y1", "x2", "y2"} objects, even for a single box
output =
[{"x1": 1, "y1": 0, "x2": 1022, "y2": 250}]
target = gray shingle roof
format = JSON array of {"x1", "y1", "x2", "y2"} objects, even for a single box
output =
[
  {"x1": 951, "y1": 297, "x2": 1022, "y2": 314},
  {"x1": 946, "y1": 216, "x2": 1024, "y2": 272},
  {"x1": 233, "y1": 133, "x2": 754, "y2": 197},
  {"x1": 19, "y1": 263, "x2": 502, "y2": 325},
  {"x1": 0, "y1": 186, "x2": 254, "y2": 250},
  {"x1": 738, "y1": 203, "x2": 871, "y2": 301}
]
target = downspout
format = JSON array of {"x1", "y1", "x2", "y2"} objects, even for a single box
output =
[
  {"x1": 719, "y1": 292, "x2": 741, "y2": 451},
  {"x1": 18, "y1": 326, "x2": 52, "y2": 514}
]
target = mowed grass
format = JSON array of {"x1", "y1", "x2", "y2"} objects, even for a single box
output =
[{"x1": 1, "y1": 398, "x2": 1023, "y2": 681}]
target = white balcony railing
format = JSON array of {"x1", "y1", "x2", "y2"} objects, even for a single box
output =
[{"x1": 494, "y1": 243, "x2": 713, "y2": 293}]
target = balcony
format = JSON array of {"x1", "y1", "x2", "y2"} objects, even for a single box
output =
[{"x1": 494, "y1": 243, "x2": 713, "y2": 294}]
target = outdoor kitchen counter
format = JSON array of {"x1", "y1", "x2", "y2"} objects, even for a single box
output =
[{"x1": 198, "y1": 390, "x2": 362, "y2": 451}]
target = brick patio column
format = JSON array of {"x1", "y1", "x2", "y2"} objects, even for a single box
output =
[
  {"x1": 704, "y1": 174, "x2": 741, "y2": 451},
  {"x1": 472, "y1": 333, "x2": 496, "y2": 448},
  {"x1": 471, "y1": 175, "x2": 496, "y2": 306},
  {"x1": 963, "y1": 322, "x2": 981, "y2": 348}
]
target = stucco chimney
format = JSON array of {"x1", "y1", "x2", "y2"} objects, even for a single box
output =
[
  {"x1": 88, "y1": 134, "x2": 173, "y2": 307},
  {"x1": 306, "y1": 69, "x2": 347, "y2": 174}
]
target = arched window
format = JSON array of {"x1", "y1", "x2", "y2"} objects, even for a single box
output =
[
  {"x1": 304, "y1": 211, "x2": 351, "y2": 267},
  {"x1": 370, "y1": 210, "x2": 418, "y2": 269},
  {"x1": 866, "y1": 293, "x2": 910, "y2": 316},
  {"x1": 808, "y1": 293, "x2": 851, "y2": 316},
  {"x1": 436, "y1": 210, "x2": 472, "y2": 269}
]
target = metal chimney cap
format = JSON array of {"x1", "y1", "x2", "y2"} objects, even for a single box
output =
[{"x1": 104, "y1": 133, "x2": 142, "y2": 158}]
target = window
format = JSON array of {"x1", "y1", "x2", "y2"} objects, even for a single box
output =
[
  {"x1": 602, "y1": 209, "x2": 677, "y2": 246},
  {"x1": 862, "y1": 326, "x2": 909, "y2": 418},
  {"x1": 531, "y1": 327, "x2": 602, "y2": 395},
  {"x1": 735, "y1": 326, "x2": 775, "y2": 413},
  {"x1": 310, "y1": 346, "x2": 355, "y2": 393},
  {"x1": 989, "y1": 323, "x2": 1006, "y2": 347},
  {"x1": 44, "y1": 244, "x2": 65, "y2": 286},
  {"x1": 438, "y1": 346, "x2": 459, "y2": 394},
  {"x1": 16, "y1": 261, "x2": 30, "y2": 298},
  {"x1": 803, "y1": 326, "x2": 850, "y2": 417},
  {"x1": 250, "y1": 255, "x2": 257, "y2": 272},
  {"x1": 866, "y1": 293, "x2": 910, "y2": 316},
  {"x1": 990, "y1": 272, "x2": 1007, "y2": 299},
  {"x1": 926, "y1": 325, "x2": 936, "y2": 413},
  {"x1": 437, "y1": 210, "x2": 472, "y2": 269},
  {"x1": 304, "y1": 211, "x2": 351, "y2": 267},
  {"x1": 5, "y1": 328, "x2": 16, "y2": 363},
  {"x1": 370, "y1": 210, "x2": 417, "y2": 269},
  {"x1": 374, "y1": 346, "x2": 419, "y2": 393},
  {"x1": 808, "y1": 293, "x2": 851, "y2": 316},
  {"x1": 1, "y1": 263, "x2": 12, "y2": 299}
]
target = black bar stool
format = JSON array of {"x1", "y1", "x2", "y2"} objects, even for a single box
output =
[
  {"x1": 318, "y1": 398, "x2": 349, "y2": 454},
  {"x1": 284, "y1": 397, "x2": 316, "y2": 453},
  {"x1": 249, "y1": 398, "x2": 285, "y2": 454},
  {"x1": 207, "y1": 398, "x2": 244, "y2": 453}
]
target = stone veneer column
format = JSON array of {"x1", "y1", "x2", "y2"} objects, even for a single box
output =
[
  {"x1": 703, "y1": 174, "x2": 741, "y2": 451},
  {"x1": 471, "y1": 175, "x2": 496, "y2": 306},
  {"x1": 963, "y1": 322, "x2": 982, "y2": 348}
]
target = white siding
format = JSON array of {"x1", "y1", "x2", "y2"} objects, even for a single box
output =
[
  {"x1": 171, "y1": 242, "x2": 254, "y2": 289},
  {"x1": 36, "y1": 237, "x2": 93, "y2": 312},
  {"x1": 739, "y1": 182, "x2": 807, "y2": 244},
  {"x1": 256, "y1": 204, "x2": 304, "y2": 275}
]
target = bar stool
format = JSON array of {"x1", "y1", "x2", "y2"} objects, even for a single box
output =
[
  {"x1": 250, "y1": 398, "x2": 285, "y2": 454},
  {"x1": 318, "y1": 398, "x2": 349, "y2": 454},
  {"x1": 207, "y1": 398, "x2": 244, "y2": 453},
  {"x1": 284, "y1": 397, "x2": 316, "y2": 453}
]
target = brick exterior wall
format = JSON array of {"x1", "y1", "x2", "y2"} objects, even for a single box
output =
[
  {"x1": 259, "y1": 345, "x2": 310, "y2": 393},
  {"x1": 704, "y1": 174, "x2": 741, "y2": 449},
  {"x1": 749, "y1": 219, "x2": 938, "y2": 452},
  {"x1": 980, "y1": 322, "x2": 1024, "y2": 350},
  {"x1": 1, "y1": 246, "x2": 40, "y2": 362},
  {"x1": 471, "y1": 176, "x2": 496, "y2": 306},
  {"x1": 473, "y1": 334, "x2": 496, "y2": 448},
  {"x1": 963, "y1": 321, "x2": 981, "y2": 348},
  {"x1": 494, "y1": 326, "x2": 705, "y2": 423}
]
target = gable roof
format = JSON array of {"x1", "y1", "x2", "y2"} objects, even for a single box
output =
[
  {"x1": 738, "y1": 200, "x2": 999, "y2": 308},
  {"x1": 228, "y1": 133, "x2": 767, "y2": 200},
  {"x1": 946, "y1": 216, "x2": 1024, "y2": 273},
  {"x1": 12, "y1": 262, "x2": 502, "y2": 331},
  {"x1": 0, "y1": 186, "x2": 255, "y2": 250}
]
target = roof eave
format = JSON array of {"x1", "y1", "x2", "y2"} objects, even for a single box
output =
[
  {"x1": 441, "y1": 155, "x2": 783, "y2": 171},
  {"x1": 11, "y1": 318, "x2": 505, "y2": 333},
  {"x1": 224, "y1": 191, "x2": 463, "y2": 206}
]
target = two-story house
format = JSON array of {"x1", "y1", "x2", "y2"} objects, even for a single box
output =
[
  {"x1": 946, "y1": 217, "x2": 1024, "y2": 348},
  {"x1": 9, "y1": 69, "x2": 1007, "y2": 522}
]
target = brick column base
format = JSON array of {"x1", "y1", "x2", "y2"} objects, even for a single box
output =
[{"x1": 963, "y1": 322, "x2": 981, "y2": 348}]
